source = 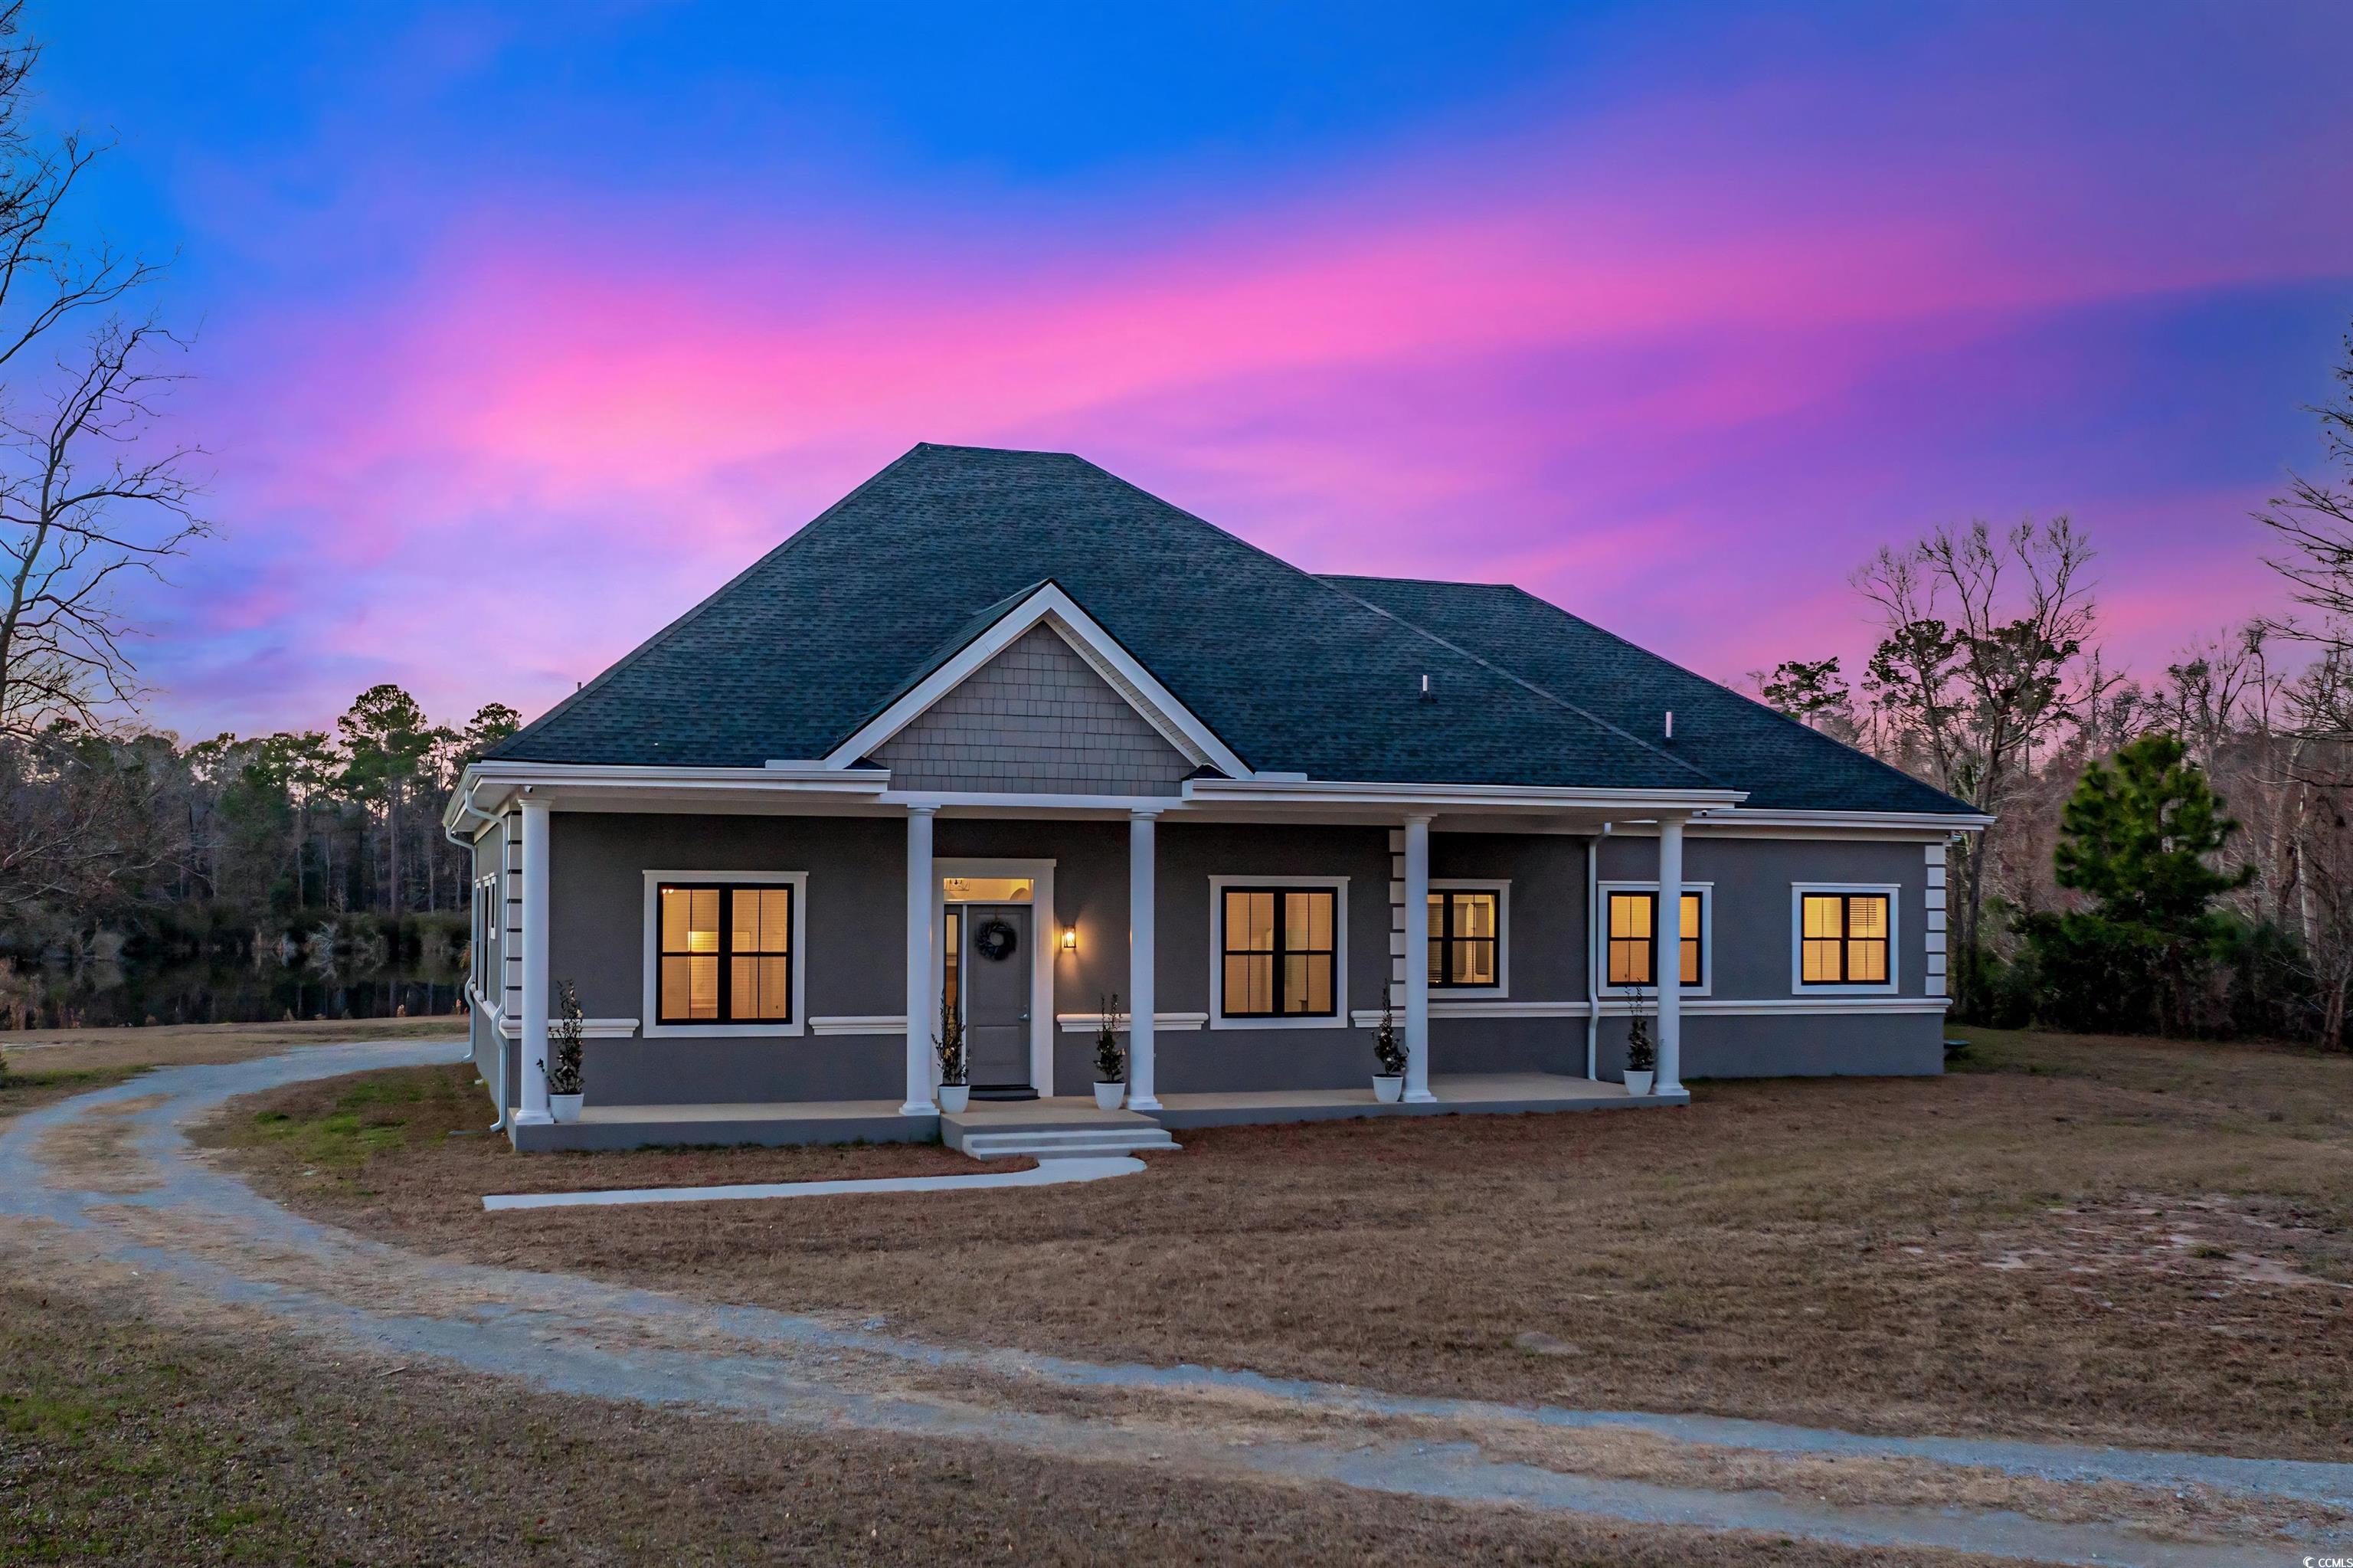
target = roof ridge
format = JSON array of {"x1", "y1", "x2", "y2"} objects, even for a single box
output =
[
  {"x1": 1069, "y1": 460, "x2": 1725, "y2": 784},
  {"x1": 486, "y1": 444, "x2": 937, "y2": 760},
  {"x1": 1319, "y1": 571, "x2": 1510, "y2": 591},
  {"x1": 1316, "y1": 578, "x2": 1730, "y2": 791}
]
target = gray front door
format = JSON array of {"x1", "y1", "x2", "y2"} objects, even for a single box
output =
[{"x1": 962, "y1": 905, "x2": 1032, "y2": 1086}]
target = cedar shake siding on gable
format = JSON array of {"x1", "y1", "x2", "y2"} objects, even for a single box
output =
[{"x1": 872, "y1": 624, "x2": 1195, "y2": 795}]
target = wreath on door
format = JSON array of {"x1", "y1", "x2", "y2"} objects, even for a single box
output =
[{"x1": 973, "y1": 916, "x2": 1020, "y2": 963}]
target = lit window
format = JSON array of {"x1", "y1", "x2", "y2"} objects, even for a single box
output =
[
  {"x1": 658, "y1": 883, "x2": 793, "y2": 1023},
  {"x1": 941, "y1": 876, "x2": 1033, "y2": 903},
  {"x1": 1426, "y1": 889, "x2": 1500, "y2": 988},
  {"x1": 943, "y1": 908, "x2": 961, "y2": 1013},
  {"x1": 1605, "y1": 891, "x2": 1702, "y2": 987},
  {"x1": 1222, "y1": 887, "x2": 1336, "y2": 1017},
  {"x1": 1801, "y1": 892, "x2": 1890, "y2": 985}
]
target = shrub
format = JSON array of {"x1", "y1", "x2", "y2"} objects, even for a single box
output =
[
  {"x1": 1370, "y1": 1000, "x2": 1407, "y2": 1076},
  {"x1": 934, "y1": 991, "x2": 967, "y2": 1086},
  {"x1": 540, "y1": 979, "x2": 584, "y2": 1096},
  {"x1": 1093, "y1": 992, "x2": 1124, "y2": 1084}
]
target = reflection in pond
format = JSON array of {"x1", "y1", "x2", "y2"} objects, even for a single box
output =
[{"x1": 2, "y1": 916, "x2": 469, "y2": 1029}]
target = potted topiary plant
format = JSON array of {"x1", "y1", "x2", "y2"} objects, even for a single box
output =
[
  {"x1": 542, "y1": 979, "x2": 586, "y2": 1121},
  {"x1": 1370, "y1": 998, "x2": 1406, "y2": 1102},
  {"x1": 934, "y1": 990, "x2": 970, "y2": 1113},
  {"x1": 1621, "y1": 984, "x2": 1655, "y2": 1097},
  {"x1": 1092, "y1": 992, "x2": 1126, "y2": 1110}
]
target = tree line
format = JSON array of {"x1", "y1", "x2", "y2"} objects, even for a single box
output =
[
  {"x1": 0, "y1": 688, "x2": 518, "y2": 1016},
  {"x1": 1753, "y1": 320, "x2": 2353, "y2": 1047}
]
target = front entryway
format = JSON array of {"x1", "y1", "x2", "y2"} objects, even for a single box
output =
[{"x1": 960, "y1": 902, "x2": 1033, "y2": 1091}]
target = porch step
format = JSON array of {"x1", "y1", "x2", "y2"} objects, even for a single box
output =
[{"x1": 961, "y1": 1126, "x2": 1180, "y2": 1160}]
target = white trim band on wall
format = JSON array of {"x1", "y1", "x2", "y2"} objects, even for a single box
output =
[
  {"x1": 498, "y1": 1015, "x2": 640, "y2": 1040},
  {"x1": 1056, "y1": 1011, "x2": 1209, "y2": 1033},
  {"x1": 810, "y1": 1014, "x2": 908, "y2": 1036},
  {"x1": 1350, "y1": 994, "x2": 1952, "y2": 1025}
]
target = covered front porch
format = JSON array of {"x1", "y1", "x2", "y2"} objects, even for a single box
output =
[
  {"x1": 471, "y1": 761, "x2": 1731, "y2": 1147},
  {"x1": 506, "y1": 1070, "x2": 1688, "y2": 1153}
]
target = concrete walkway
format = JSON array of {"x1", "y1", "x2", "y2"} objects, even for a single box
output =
[
  {"x1": 483, "y1": 1155, "x2": 1144, "y2": 1210},
  {"x1": 2, "y1": 1039, "x2": 2345, "y2": 1566}
]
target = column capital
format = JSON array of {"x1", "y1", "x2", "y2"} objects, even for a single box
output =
[
  {"x1": 906, "y1": 802, "x2": 938, "y2": 817},
  {"x1": 1129, "y1": 805, "x2": 1164, "y2": 820},
  {"x1": 1402, "y1": 810, "x2": 1435, "y2": 827}
]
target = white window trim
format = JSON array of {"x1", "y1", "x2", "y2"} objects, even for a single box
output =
[
  {"x1": 1596, "y1": 881, "x2": 1715, "y2": 998},
  {"x1": 1791, "y1": 882, "x2": 1901, "y2": 996},
  {"x1": 1209, "y1": 874, "x2": 1350, "y2": 1030},
  {"x1": 1426, "y1": 879, "x2": 1510, "y2": 998},
  {"x1": 470, "y1": 873, "x2": 495, "y2": 994},
  {"x1": 640, "y1": 869, "x2": 810, "y2": 1038}
]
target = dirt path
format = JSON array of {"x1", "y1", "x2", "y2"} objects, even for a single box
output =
[{"x1": 4, "y1": 1040, "x2": 2346, "y2": 1566}]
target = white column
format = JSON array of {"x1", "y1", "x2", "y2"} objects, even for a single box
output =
[
  {"x1": 1402, "y1": 813, "x2": 1435, "y2": 1102},
  {"x1": 1127, "y1": 809, "x2": 1160, "y2": 1111},
  {"x1": 1654, "y1": 814, "x2": 1685, "y2": 1095},
  {"x1": 515, "y1": 795, "x2": 551, "y2": 1126},
  {"x1": 901, "y1": 806, "x2": 938, "y2": 1116}
]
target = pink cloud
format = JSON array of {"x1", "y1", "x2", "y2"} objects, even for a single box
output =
[{"x1": 142, "y1": 16, "x2": 2353, "y2": 739}]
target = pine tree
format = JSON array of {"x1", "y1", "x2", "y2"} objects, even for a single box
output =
[{"x1": 2028, "y1": 732, "x2": 2253, "y2": 1034}]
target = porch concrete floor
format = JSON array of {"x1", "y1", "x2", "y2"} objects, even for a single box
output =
[
  {"x1": 525, "y1": 1072, "x2": 1682, "y2": 1151},
  {"x1": 1151, "y1": 1072, "x2": 1686, "y2": 1130}
]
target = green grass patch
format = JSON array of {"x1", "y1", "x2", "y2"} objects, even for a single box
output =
[
  {"x1": 232, "y1": 1066, "x2": 469, "y2": 1172},
  {"x1": 0, "y1": 1064, "x2": 142, "y2": 1115}
]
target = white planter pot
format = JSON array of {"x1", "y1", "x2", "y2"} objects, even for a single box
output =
[
  {"x1": 938, "y1": 1084, "x2": 970, "y2": 1114},
  {"x1": 1093, "y1": 1081, "x2": 1125, "y2": 1111},
  {"x1": 550, "y1": 1092, "x2": 584, "y2": 1124},
  {"x1": 1372, "y1": 1074, "x2": 1404, "y2": 1104},
  {"x1": 1622, "y1": 1071, "x2": 1654, "y2": 1098}
]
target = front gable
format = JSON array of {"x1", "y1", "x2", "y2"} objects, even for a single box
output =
[
  {"x1": 827, "y1": 579, "x2": 1251, "y2": 794},
  {"x1": 872, "y1": 624, "x2": 1196, "y2": 795}
]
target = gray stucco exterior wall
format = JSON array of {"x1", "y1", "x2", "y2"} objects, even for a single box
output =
[
  {"x1": 549, "y1": 812, "x2": 908, "y2": 1105},
  {"x1": 479, "y1": 810, "x2": 1949, "y2": 1114}
]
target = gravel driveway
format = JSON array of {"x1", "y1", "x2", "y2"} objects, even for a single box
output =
[{"x1": 4, "y1": 1039, "x2": 2346, "y2": 1567}]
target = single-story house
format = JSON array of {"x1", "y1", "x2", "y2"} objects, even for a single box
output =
[{"x1": 445, "y1": 444, "x2": 1984, "y2": 1152}]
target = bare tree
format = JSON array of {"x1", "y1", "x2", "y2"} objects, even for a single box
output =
[
  {"x1": 0, "y1": 5, "x2": 205, "y2": 743},
  {"x1": 1853, "y1": 517, "x2": 2100, "y2": 1009},
  {"x1": 2257, "y1": 323, "x2": 2353, "y2": 636}
]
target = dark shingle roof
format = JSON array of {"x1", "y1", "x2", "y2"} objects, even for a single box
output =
[
  {"x1": 488, "y1": 443, "x2": 1962, "y2": 814},
  {"x1": 1322, "y1": 574, "x2": 1971, "y2": 814}
]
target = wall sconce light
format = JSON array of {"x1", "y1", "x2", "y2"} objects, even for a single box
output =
[{"x1": 1061, "y1": 926, "x2": 1078, "y2": 953}]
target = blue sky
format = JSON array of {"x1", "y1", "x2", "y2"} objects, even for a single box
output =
[{"x1": 20, "y1": 1, "x2": 2351, "y2": 735}]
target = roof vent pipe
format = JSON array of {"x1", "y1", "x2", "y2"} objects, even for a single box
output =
[
  {"x1": 1664, "y1": 709, "x2": 1674, "y2": 741},
  {"x1": 1419, "y1": 673, "x2": 1433, "y2": 702}
]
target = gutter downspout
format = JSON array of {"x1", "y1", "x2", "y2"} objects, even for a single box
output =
[{"x1": 1586, "y1": 827, "x2": 1607, "y2": 1080}]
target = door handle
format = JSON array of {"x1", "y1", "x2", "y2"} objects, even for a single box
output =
[{"x1": 1019, "y1": 1011, "x2": 1030, "y2": 1022}]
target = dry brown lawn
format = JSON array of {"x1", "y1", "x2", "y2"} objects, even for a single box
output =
[
  {"x1": 0, "y1": 1014, "x2": 464, "y2": 1079},
  {"x1": 201, "y1": 1027, "x2": 2353, "y2": 1462},
  {"x1": 6, "y1": 1285, "x2": 1978, "y2": 1567}
]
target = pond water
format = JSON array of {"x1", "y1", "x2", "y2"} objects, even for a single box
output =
[{"x1": 6, "y1": 956, "x2": 467, "y2": 1030}]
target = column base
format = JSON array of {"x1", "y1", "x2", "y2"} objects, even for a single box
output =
[
  {"x1": 1127, "y1": 1095, "x2": 1163, "y2": 1112},
  {"x1": 512, "y1": 1108, "x2": 553, "y2": 1127},
  {"x1": 898, "y1": 1098, "x2": 938, "y2": 1117},
  {"x1": 1651, "y1": 1079, "x2": 1685, "y2": 1097},
  {"x1": 1402, "y1": 1089, "x2": 1437, "y2": 1104}
]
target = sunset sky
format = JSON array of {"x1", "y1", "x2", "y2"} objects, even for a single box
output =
[{"x1": 35, "y1": 2, "x2": 2353, "y2": 740}]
